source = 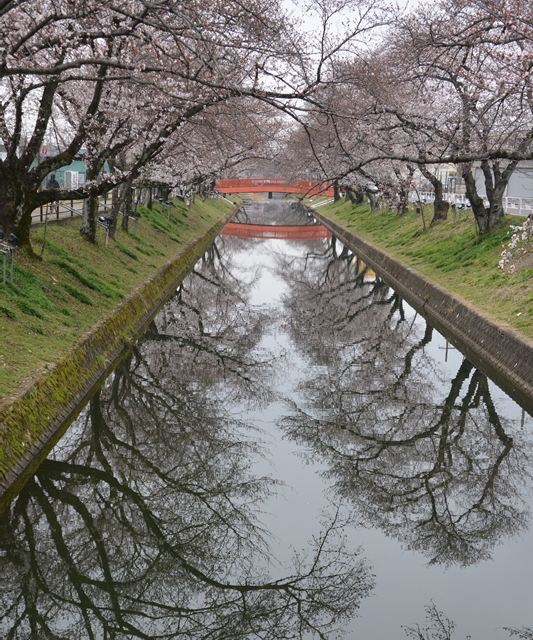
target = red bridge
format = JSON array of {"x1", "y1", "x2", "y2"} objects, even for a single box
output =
[
  {"x1": 221, "y1": 223, "x2": 331, "y2": 240},
  {"x1": 215, "y1": 178, "x2": 334, "y2": 196}
]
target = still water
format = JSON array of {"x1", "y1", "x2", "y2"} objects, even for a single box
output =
[{"x1": 1, "y1": 200, "x2": 532, "y2": 639}]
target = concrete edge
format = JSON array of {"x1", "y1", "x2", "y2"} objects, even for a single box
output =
[
  {"x1": 0, "y1": 207, "x2": 235, "y2": 511},
  {"x1": 313, "y1": 210, "x2": 533, "y2": 415}
]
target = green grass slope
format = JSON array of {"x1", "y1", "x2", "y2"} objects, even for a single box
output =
[{"x1": 0, "y1": 197, "x2": 233, "y2": 400}]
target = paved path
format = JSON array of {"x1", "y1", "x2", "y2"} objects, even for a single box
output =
[{"x1": 31, "y1": 200, "x2": 110, "y2": 225}]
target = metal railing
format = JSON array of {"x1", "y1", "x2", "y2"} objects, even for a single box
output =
[
  {"x1": 310, "y1": 197, "x2": 335, "y2": 208},
  {"x1": 215, "y1": 178, "x2": 335, "y2": 196},
  {"x1": 502, "y1": 197, "x2": 533, "y2": 216},
  {"x1": 33, "y1": 198, "x2": 85, "y2": 222},
  {"x1": 409, "y1": 192, "x2": 533, "y2": 216},
  {"x1": 409, "y1": 191, "x2": 467, "y2": 204}
]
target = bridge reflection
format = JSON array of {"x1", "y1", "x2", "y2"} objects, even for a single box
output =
[{"x1": 220, "y1": 222, "x2": 332, "y2": 240}]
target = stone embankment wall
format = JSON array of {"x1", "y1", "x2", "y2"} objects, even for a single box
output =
[
  {"x1": 314, "y1": 211, "x2": 533, "y2": 415},
  {"x1": 0, "y1": 207, "x2": 235, "y2": 513}
]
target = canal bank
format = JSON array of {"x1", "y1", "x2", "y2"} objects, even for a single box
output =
[
  {"x1": 312, "y1": 207, "x2": 533, "y2": 416},
  {"x1": 0, "y1": 204, "x2": 236, "y2": 513}
]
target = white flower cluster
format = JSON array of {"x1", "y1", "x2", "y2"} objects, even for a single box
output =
[{"x1": 498, "y1": 218, "x2": 533, "y2": 274}]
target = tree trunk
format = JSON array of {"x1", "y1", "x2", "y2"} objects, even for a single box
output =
[
  {"x1": 481, "y1": 159, "x2": 516, "y2": 230},
  {"x1": 0, "y1": 167, "x2": 39, "y2": 253},
  {"x1": 396, "y1": 184, "x2": 410, "y2": 217},
  {"x1": 80, "y1": 195, "x2": 99, "y2": 243},
  {"x1": 418, "y1": 165, "x2": 448, "y2": 223},
  {"x1": 15, "y1": 198, "x2": 35, "y2": 252},
  {"x1": 366, "y1": 189, "x2": 379, "y2": 212},
  {"x1": 345, "y1": 185, "x2": 364, "y2": 204},
  {"x1": 397, "y1": 200, "x2": 408, "y2": 217},
  {"x1": 395, "y1": 165, "x2": 415, "y2": 217},
  {"x1": 345, "y1": 186, "x2": 357, "y2": 204},
  {"x1": 140, "y1": 187, "x2": 152, "y2": 209},
  {"x1": 109, "y1": 186, "x2": 121, "y2": 240},
  {"x1": 79, "y1": 160, "x2": 106, "y2": 243},
  {"x1": 121, "y1": 180, "x2": 133, "y2": 231},
  {"x1": 462, "y1": 160, "x2": 517, "y2": 233},
  {"x1": 333, "y1": 180, "x2": 341, "y2": 202},
  {"x1": 80, "y1": 196, "x2": 99, "y2": 242}
]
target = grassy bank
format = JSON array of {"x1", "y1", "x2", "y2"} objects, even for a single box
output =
[
  {"x1": 0, "y1": 196, "x2": 233, "y2": 401},
  {"x1": 316, "y1": 200, "x2": 533, "y2": 340}
]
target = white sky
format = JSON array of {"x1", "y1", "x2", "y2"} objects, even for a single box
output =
[{"x1": 284, "y1": 0, "x2": 426, "y2": 27}]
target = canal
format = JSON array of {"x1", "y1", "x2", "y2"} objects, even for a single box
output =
[{"x1": 1, "y1": 200, "x2": 532, "y2": 639}]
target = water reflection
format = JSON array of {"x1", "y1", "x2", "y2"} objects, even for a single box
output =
[
  {"x1": 1, "y1": 203, "x2": 532, "y2": 638},
  {"x1": 0, "y1": 239, "x2": 374, "y2": 639},
  {"x1": 232, "y1": 200, "x2": 317, "y2": 226},
  {"x1": 275, "y1": 237, "x2": 533, "y2": 567}
]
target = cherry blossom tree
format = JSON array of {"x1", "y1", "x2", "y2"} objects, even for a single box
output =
[
  {"x1": 1, "y1": 0, "x2": 401, "y2": 250},
  {"x1": 0, "y1": 0, "x2": 153, "y2": 249},
  {"x1": 381, "y1": 0, "x2": 533, "y2": 232},
  {"x1": 275, "y1": 0, "x2": 533, "y2": 235},
  {"x1": 0, "y1": 0, "x2": 302, "y2": 248}
]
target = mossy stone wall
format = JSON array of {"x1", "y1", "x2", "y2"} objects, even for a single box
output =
[{"x1": 0, "y1": 208, "x2": 235, "y2": 513}]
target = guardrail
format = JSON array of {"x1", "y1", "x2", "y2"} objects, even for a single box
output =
[
  {"x1": 310, "y1": 197, "x2": 335, "y2": 208},
  {"x1": 409, "y1": 192, "x2": 478, "y2": 206},
  {"x1": 33, "y1": 199, "x2": 84, "y2": 222},
  {"x1": 502, "y1": 197, "x2": 533, "y2": 216},
  {"x1": 408, "y1": 192, "x2": 533, "y2": 216},
  {"x1": 215, "y1": 178, "x2": 335, "y2": 196},
  {"x1": 31, "y1": 198, "x2": 139, "y2": 247}
]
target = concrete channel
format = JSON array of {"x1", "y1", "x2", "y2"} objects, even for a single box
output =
[{"x1": 3, "y1": 202, "x2": 532, "y2": 513}]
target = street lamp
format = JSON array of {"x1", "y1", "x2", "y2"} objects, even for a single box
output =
[
  {"x1": 130, "y1": 209, "x2": 140, "y2": 233},
  {"x1": 97, "y1": 216, "x2": 113, "y2": 248}
]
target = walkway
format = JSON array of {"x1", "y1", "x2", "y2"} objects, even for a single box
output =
[{"x1": 31, "y1": 199, "x2": 109, "y2": 225}]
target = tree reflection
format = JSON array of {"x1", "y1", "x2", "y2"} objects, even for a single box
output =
[
  {"x1": 276, "y1": 242, "x2": 532, "y2": 567},
  {"x1": 149, "y1": 235, "x2": 276, "y2": 405},
  {"x1": 232, "y1": 200, "x2": 315, "y2": 226},
  {"x1": 0, "y1": 241, "x2": 374, "y2": 639}
]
